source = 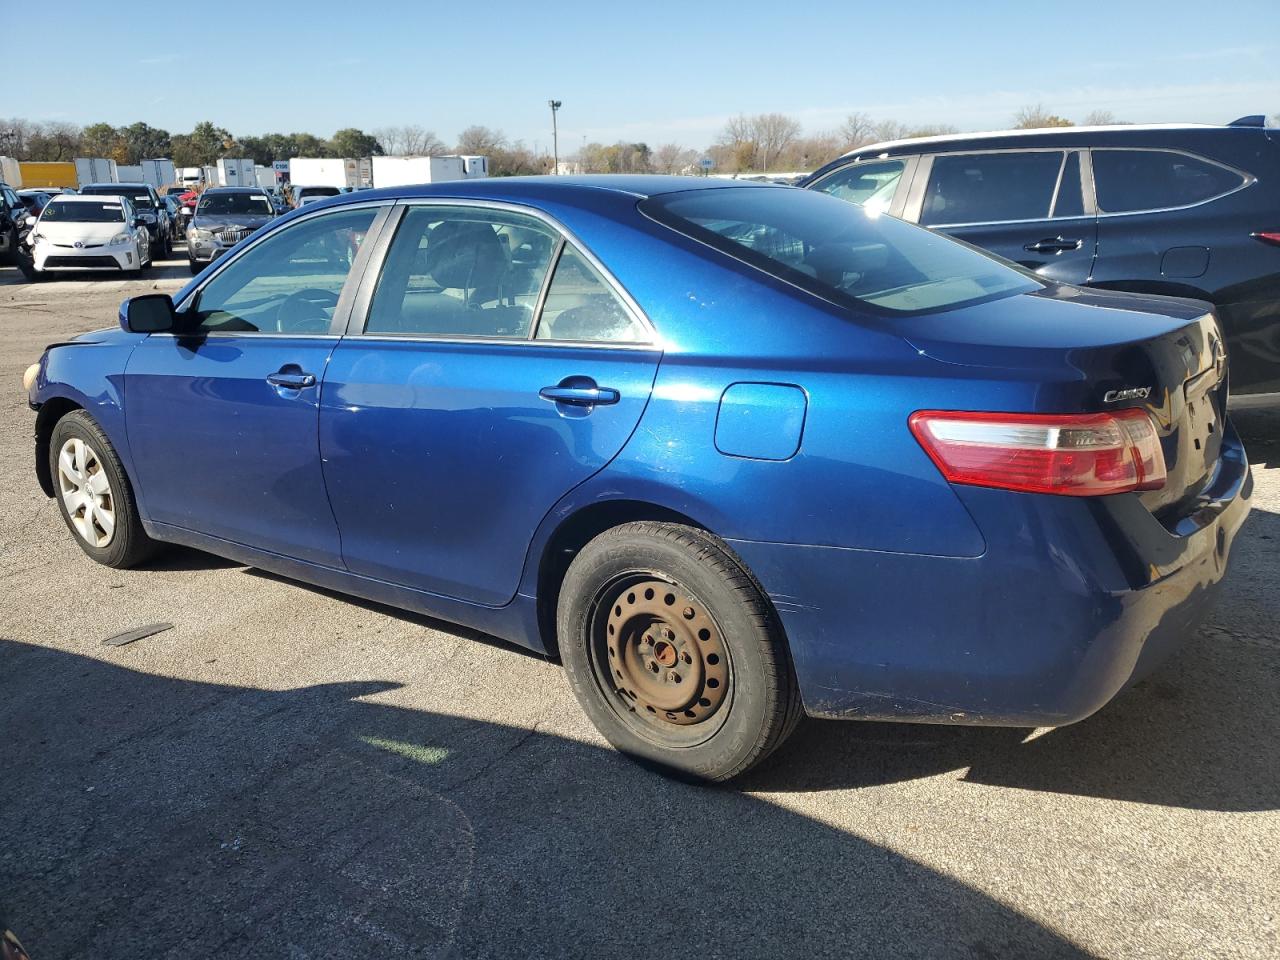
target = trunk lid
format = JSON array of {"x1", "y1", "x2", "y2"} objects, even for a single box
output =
[{"x1": 896, "y1": 284, "x2": 1227, "y2": 522}]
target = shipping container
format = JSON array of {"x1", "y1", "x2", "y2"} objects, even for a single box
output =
[
  {"x1": 215, "y1": 158, "x2": 256, "y2": 187},
  {"x1": 74, "y1": 157, "x2": 119, "y2": 186},
  {"x1": 370, "y1": 155, "x2": 466, "y2": 188}
]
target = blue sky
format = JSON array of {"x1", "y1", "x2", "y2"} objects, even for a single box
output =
[{"x1": 13, "y1": 0, "x2": 1279, "y2": 149}]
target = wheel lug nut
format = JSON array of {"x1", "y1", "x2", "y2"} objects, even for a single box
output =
[{"x1": 667, "y1": 671, "x2": 681, "y2": 683}]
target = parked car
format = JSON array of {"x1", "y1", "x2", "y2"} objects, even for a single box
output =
[
  {"x1": 16, "y1": 189, "x2": 55, "y2": 217},
  {"x1": 1, "y1": 920, "x2": 31, "y2": 960},
  {"x1": 24, "y1": 177, "x2": 1250, "y2": 781},
  {"x1": 290, "y1": 184, "x2": 342, "y2": 206},
  {"x1": 26, "y1": 193, "x2": 151, "y2": 277},
  {"x1": 186, "y1": 187, "x2": 277, "y2": 274},
  {"x1": 0, "y1": 181, "x2": 26, "y2": 264},
  {"x1": 801, "y1": 115, "x2": 1280, "y2": 403},
  {"x1": 78, "y1": 182, "x2": 172, "y2": 260},
  {"x1": 161, "y1": 194, "x2": 184, "y2": 242}
]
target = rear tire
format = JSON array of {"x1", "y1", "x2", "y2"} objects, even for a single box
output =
[
  {"x1": 49, "y1": 410, "x2": 159, "y2": 568},
  {"x1": 558, "y1": 521, "x2": 801, "y2": 782},
  {"x1": 188, "y1": 257, "x2": 201, "y2": 275}
]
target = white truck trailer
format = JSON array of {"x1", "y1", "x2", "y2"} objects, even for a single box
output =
[
  {"x1": 370, "y1": 155, "x2": 466, "y2": 188},
  {"x1": 141, "y1": 158, "x2": 177, "y2": 188},
  {"x1": 0, "y1": 156, "x2": 21, "y2": 187},
  {"x1": 288, "y1": 157, "x2": 354, "y2": 189},
  {"x1": 215, "y1": 158, "x2": 256, "y2": 187},
  {"x1": 74, "y1": 157, "x2": 118, "y2": 186},
  {"x1": 458, "y1": 155, "x2": 489, "y2": 178}
]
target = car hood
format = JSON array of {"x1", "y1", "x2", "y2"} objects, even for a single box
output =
[
  {"x1": 192, "y1": 213, "x2": 273, "y2": 229},
  {"x1": 35, "y1": 220, "x2": 128, "y2": 243}
]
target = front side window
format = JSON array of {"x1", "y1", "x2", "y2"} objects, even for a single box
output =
[
  {"x1": 809, "y1": 159, "x2": 907, "y2": 215},
  {"x1": 190, "y1": 206, "x2": 378, "y2": 335},
  {"x1": 535, "y1": 247, "x2": 646, "y2": 342},
  {"x1": 365, "y1": 206, "x2": 558, "y2": 338},
  {"x1": 920, "y1": 151, "x2": 1064, "y2": 226},
  {"x1": 642, "y1": 186, "x2": 1038, "y2": 316},
  {"x1": 1091, "y1": 149, "x2": 1245, "y2": 213}
]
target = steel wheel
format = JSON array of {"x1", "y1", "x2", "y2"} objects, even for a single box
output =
[
  {"x1": 57, "y1": 437, "x2": 115, "y2": 548},
  {"x1": 593, "y1": 576, "x2": 733, "y2": 746}
]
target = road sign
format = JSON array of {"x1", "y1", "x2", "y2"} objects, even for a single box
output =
[{"x1": 699, "y1": 157, "x2": 714, "y2": 169}]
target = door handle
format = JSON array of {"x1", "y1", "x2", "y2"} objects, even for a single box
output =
[
  {"x1": 1024, "y1": 236, "x2": 1083, "y2": 254},
  {"x1": 266, "y1": 370, "x2": 317, "y2": 389},
  {"x1": 539, "y1": 384, "x2": 620, "y2": 406}
]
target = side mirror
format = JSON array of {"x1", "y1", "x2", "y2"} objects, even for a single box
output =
[{"x1": 123, "y1": 294, "x2": 176, "y2": 333}]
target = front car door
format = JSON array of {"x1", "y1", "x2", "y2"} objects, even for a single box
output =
[
  {"x1": 906, "y1": 149, "x2": 1098, "y2": 284},
  {"x1": 125, "y1": 202, "x2": 388, "y2": 564},
  {"x1": 319, "y1": 201, "x2": 662, "y2": 606}
]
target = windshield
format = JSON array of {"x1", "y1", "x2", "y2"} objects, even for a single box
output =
[
  {"x1": 198, "y1": 193, "x2": 274, "y2": 216},
  {"x1": 640, "y1": 187, "x2": 1039, "y2": 316},
  {"x1": 83, "y1": 186, "x2": 154, "y2": 208},
  {"x1": 41, "y1": 200, "x2": 126, "y2": 223}
]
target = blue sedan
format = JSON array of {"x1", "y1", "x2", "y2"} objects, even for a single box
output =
[{"x1": 23, "y1": 176, "x2": 1251, "y2": 780}]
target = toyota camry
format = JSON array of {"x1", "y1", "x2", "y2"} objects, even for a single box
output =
[{"x1": 23, "y1": 177, "x2": 1251, "y2": 780}]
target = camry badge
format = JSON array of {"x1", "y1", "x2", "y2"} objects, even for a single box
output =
[{"x1": 1103, "y1": 386, "x2": 1151, "y2": 403}]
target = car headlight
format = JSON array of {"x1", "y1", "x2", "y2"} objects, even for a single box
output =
[
  {"x1": 189, "y1": 227, "x2": 213, "y2": 241},
  {"x1": 110, "y1": 233, "x2": 131, "y2": 246}
]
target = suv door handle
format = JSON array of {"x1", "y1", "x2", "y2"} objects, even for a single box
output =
[
  {"x1": 539, "y1": 384, "x2": 620, "y2": 406},
  {"x1": 1024, "y1": 236, "x2": 1083, "y2": 254},
  {"x1": 266, "y1": 370, "x2": 317, "y2": 389}
]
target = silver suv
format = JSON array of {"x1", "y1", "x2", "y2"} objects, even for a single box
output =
[{"x1": 186, "y1": 187, "x2": 277, "y2": 275}]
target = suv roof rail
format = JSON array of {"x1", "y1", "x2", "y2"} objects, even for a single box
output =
[{"x1": 1227, "y1": 115, "x2": 1267, "y2": 128}]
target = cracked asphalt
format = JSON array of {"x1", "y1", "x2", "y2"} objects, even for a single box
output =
[{"x1": 1, "y1": 256, "x2": 1278, "y2": 959}]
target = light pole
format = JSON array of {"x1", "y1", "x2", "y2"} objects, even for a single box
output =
[{"x1": 548, "y1": 99, "x2": 562, "y2": 174}]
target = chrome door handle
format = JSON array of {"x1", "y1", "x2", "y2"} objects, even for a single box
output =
[
  {"x1": 539, "y1": 385, "x2": 620, "y2": 406},
  {"x1": 1024, "y1": 237, "x2": 1083, "y2": 254},
  {"x1": 266, "y1": 371, "x2": 317, "y2": 389}
]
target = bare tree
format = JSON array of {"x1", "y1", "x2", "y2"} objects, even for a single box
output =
[
  {"x1": 403, "y1": 126, "x2": 445, "y2": 155},
  {"x1": 1013, "y1": 104, "x2": 1074, "y2": 129},
  {"x1": 457, "y1": 125, "x2": 507, "y2": 156},
  {"x1": 786, "y1": 131, "x2": 844, "y2": 170},
  {"x1": 654, "y1": 142, "x2": 697, "y2": 174},
  {"x1": 839, "y1": 112, "x2": 877, "y2": 149},
  {"x1": 753, "y1": 113, "x2": 801, "y2": 171}
]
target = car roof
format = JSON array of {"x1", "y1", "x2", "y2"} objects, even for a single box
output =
[
  {"x1": 204, "y1": 186, "x2": 267, "y2": 193},
  {"x1": 81, "y1": 182, "x2": 150, "y2": 189},
  {"x1": 835, "y1": 122, "x2": 1263, "y2": 160},
  {"x1": 48, "y1": 193, "x2": 131, "y2": 202},
  {"x1": 315, "y1": 175, "x2": 769, "y2": 206}
]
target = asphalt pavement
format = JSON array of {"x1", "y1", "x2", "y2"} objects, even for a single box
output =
[{"x1": 1, "y1": 254, "x2": 1277, "y2": 959}]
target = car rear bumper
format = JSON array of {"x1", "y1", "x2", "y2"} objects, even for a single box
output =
[{"x1": 729, "y1": 424, "x2": 1253, "y2": 727}]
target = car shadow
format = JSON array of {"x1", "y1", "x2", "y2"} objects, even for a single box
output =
[
  {"x1": 0, "y1": 639, "x2": 1096, "y2": 959},
  {"x1": 1233, "y1": 405, "x2": 1280, "y2": 468},
  {"x1": 742, "y1": 508, "x2": 1280, "y2": 812}
]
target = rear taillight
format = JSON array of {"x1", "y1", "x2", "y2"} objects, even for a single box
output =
[
  {"x1": 909, "y1": 409, "x2": 1167, "y2": 497},
  {"x1": 1253, "y1": 231, "x2": 1280, "y2": 247}
]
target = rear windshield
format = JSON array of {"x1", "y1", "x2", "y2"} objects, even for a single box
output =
[
  {"x1": 83, "y1": 185, "x2": 154, "y2": 207},
  {"x1": 640, "y1": 187, "x2": 1039, "y2": 316},
  {"x1": 198, "y1": 192, "x2": 274, "y2": 215},
  {"x1": 41, "y1": 200, "x2": 125, "y2": 223},
  {"x1": 299, "y1": 186, "x2": 340, "y2": 197}
]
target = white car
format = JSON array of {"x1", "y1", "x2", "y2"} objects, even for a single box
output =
[{"x1": 29, "y1": 194, "x2": 152, "y2": 277}]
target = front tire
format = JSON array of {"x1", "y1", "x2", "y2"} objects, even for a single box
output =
[
  {"x1": 188, "y1": 257, "x2": 201, "y2": 275},
  {"x1": 558, "y1": 521, "x2": 801, "y2": 782},
  {"x1": 49, "y1": 410, "x2": 158, "y2": 568}
]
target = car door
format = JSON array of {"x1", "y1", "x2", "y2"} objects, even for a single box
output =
[
  {"x1": 319, "y1": 201, "x2": 662, "y2": 606},
  {"x1": 125, "y1": 202, "x2": 388, "y2": 564},
  {"x1": 909, "y1": 149, "x2": 1098, "y2": 284}
]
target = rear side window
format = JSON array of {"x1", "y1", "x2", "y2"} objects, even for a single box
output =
[
  {"x1": 921, "y1": 151, "x2": 1063, "y2": 225},
  {"x1": 642, "y1": 186, "x2": 1038, "y2": 316},
  {"x1": 809, "y1": 159, "x2": 906, "y2": 215},
  {"x1": 534, "y1": 247, "x2": 647, "y2": 342},
  {"x1": 1091, "y1": 150, "x2": 1245, "y2": 213}
]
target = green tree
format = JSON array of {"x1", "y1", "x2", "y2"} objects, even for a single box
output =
[
  {"x1": 79, "y1": 122, "x2": 124, "y2": 160},
  {"x1": 328, "y1": 127, "x2": 383, "y2": 158},
  {"x1": 119, "y1": 122, "x2": 171, "y2": 164}
]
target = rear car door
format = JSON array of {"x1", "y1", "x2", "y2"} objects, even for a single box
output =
[
  {"x1": 319, "y1": 201, "x2": 662, "y2": 606},
  {"x1": 125, "y1": 203, "x2": 388, "y2": 564},
  {"x1": 910, "y1": 149, "x2": 1097, "y2": 283}
]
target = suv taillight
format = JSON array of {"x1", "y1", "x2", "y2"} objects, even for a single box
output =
[{"x1": 909, "y1": 409, "x2": 1167, "y2": 496}]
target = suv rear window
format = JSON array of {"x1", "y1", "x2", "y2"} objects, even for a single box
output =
[
  {"x1": 641, "y1": 186, "x2": 1038, "y2": 316},
  {"x1": 1091, "y1": 150, "x2": 1245, "y2": 213}
]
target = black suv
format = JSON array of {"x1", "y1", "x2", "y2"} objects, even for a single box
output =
[
  {"x1": 78, "y1": 182, "x2": 172, "y2": 259},
  {"x1": 802, "y1": 117, "x2": 1280, "y2": 401},
  {"x1": 0, "y1": 182, "x2": 28, "y2": 265}
]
